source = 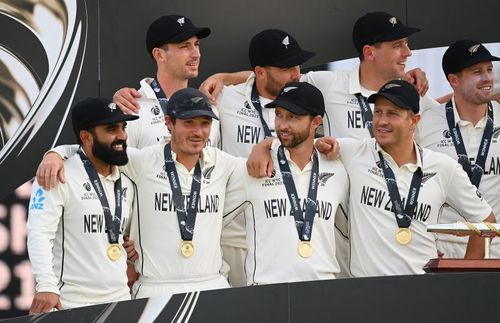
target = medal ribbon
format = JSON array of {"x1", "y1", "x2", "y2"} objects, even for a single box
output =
[
  {"x1": 355, "y1": 93, "x2": 374, "y2": 137},
  {"x1": 77, "y1": 149, "x2": 122, "y2": 244},
  {"x1": 277, "y1": 145, "x2": 319, "y2": 241},
  {"x1": 377, "y1": 149, "x2": 423, "y2": 229},
  {"x1": 445, "y1": 100, "x2": 493, "y2": 188},
  {"x1": 151, "y1": 78, "x2": 169, "y2": 115},
  {"x1": 163, "y1": 143, "x2": 202, "y2": 241},
  {"x1": 250, "y1": 82, "x2": 273, "y2": 138}
]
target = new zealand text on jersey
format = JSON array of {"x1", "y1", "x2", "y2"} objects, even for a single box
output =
[
  {"x1": 263, "y1": 198, "x2": 333, "y2": 220},
  {"x1": 360, "y1": 185, "x2": 432, "y2": 222},
  {"x1": 154, "y1": 192, "x2": 220, "y2": 213},
  {"x1": 237, "y1": 125, "x2": 261, "y2": 144},
  {"x1": 83, "y1": 214, "x2": 127, "y2": 233}
]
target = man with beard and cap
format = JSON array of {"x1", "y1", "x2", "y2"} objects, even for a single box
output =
[
  {"x1": 248, "y1": 79, "x2": 496, "y2": 277},
  {"x1": 27, "y1": 97, "x2": 139, "y2": 313},
  {"x1": 416, "y1": 40, "x2": 500, "y2": 258},
  {"x1": 234, "y1": 82, "x2": 349, "y2": 285},
  {"x1": 35, "y1": 88, "x2": 247, "y2": 299}
]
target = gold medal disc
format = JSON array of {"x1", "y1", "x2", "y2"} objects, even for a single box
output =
[
  {"x1": 298, "y1": 241, "x2": 313, "y2": 258},
  {"x1": 396, "y1": 228, "x2": 412, "y2": 245},
  {"x1": 180, "y1": 241, "x2": 195, "y2": 258},
  {"x1": 107, "y1": 244, "x2": 122, "y2": 261}
]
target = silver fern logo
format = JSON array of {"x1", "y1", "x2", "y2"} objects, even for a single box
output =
[
  {"x1": 177, "y1": 17, "x2": 185, "y2": 26},
  {"x1": 421, "y1": 172, "x2": 436, "y2": 185},
  {"x1": 468, "y1": 44, "x2": 481, "y2": 56},
  {"x1": 108, "y1": 102, "x2": 117, "y2": 111},
  {"x1": 202, "y1": 165, "x2": 215, "y2": 182},
  {"x1": 319, "y1": 172, "x2": 335, "y2": 186},
  {"x1": 389, "y1": 17, "x2": 397, "y2": 26},
  {"x1": 282, "y1": 36, "x2": 290, "y2": 48}
]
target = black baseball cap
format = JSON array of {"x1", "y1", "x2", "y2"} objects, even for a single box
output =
[
  {"x1": 166, "y1": 88, "x2": 218, "y2": 120},
  {"x1": 249, "y1": 29, "x2": 315, "y2": 68},
  {"x1": 352, "y1": 12, "x2": 421, "y2": 54},
  {"x1": 265, "y1": 82, "x2": 325, "y2": 117},
  {"x1": 368, "y1": 79, "x2": 419, "y2": 113},
  {"x1": 442, "y1": 40, "x2": 500, "y2": 78},
  {"x1": 72, "y1": 97, "x2": 139, "y2": 137},
  {"x1": 146, "y1": 15, "x2": 211, "y2": 55}
]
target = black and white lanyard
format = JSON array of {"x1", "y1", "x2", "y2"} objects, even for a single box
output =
[
  {"x1": 163, "y1": 143, "x2": 202, "y2": 242},
  {"x1": 277, "y1": 146, "x2": 319, "y2": 242},
  {"x1": 151, "y1": 78, "x2": 169, "y2": 115},
  {"x1": 250, "y1": 82, "x2": 273, "y2": 138},
  {"x1": 355, "y1": 93, "x2": 374, "y2": 137},
  {"x1": 377, "y1": 148, "x2": 423, "y2": 229},
  {"x1": 78, "y1": 149, "x2": 122, "y2": 244},
  {"x1": 445, "y1": 100, "x2": 493, "y2": 188}
]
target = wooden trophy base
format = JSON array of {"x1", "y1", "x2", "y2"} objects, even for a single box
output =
[{"x1": 423, "y1": 258, "x2": 500, "y2": 273}]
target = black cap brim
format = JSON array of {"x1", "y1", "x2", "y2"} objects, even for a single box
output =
[
  {"x1": 268, "y1": 50, "x2": 315, "y2": 68},
  {"x1": 266, "y1": 99, "x2": 315, "y2": 116},
  {"x1": 158, "y1": 27, "x2": 211, "y2": 46},
  {"x1": 173, "y1": 109, "x2": 219, "y2": 120},
  {"x1": 375, "y1": 26, "x2": 421, "y2": 44},
  {"x1": 453, "y1": 54, "x2": 500, "y2": 74},
  {"x1": 94, "y1": 114, "x2": 140, "y2": 126},
  {"x1": 368, "y1": 93, "x2": 416, "y2": 112}
]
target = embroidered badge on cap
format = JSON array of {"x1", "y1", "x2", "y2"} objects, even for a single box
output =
[
  {"x1": 282, "y1": 86, "x2": 298, "y2": 93},
  {"x1": 177, "y1": 17, "x2": 185, "y2": 26},
  {"x1": 383, "y1": 83, "x2": 401, "y2": 90},
  {"x1": 108, "y1": 102, "x2": 117, "y2": 111},
  {"x1": 282, "y1": 36, "x2": 289, "y2": 48},
  {"x1": 389, "y1": 17, "x2": 397, "y2": 26},
  {"x1": 468, "y1": 44, "x2": 480, "y2": 56}
]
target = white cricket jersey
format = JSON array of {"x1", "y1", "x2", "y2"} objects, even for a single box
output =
[
  {"x1": 415, "y1": 98, "x2": 500, "y2": 257},
  {"x1": 216, "y1": 73, "x2": 274, "y2": 249},
  {"x1": 338, "y1": 137, "x2": 491, "y2": 277},
  {"x1": 126, "y1": 78, "x2": 220, "y2": 149},
  {"x1": 27, "y1": 154, "x2": 135, "y2": 304},
  {"x1": 240, "y1": 140, "x2": 349, "y2": 285},
  {"x1": 302, "y1": 67, "x2": 439, "y2": 138},
  {"x1": 120, "y1": 141, "x2": 246, "y2": 288}
]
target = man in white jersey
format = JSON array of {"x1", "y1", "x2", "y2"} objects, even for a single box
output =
[
  {"x1": 37, "y1": 88, "x2": 247, "y2": 299},
  {"x1": 27, "y1": 98, "x2": 138, "y2": 312},
  {"x1": 248, "y1": 80, "x2": 496, "y2": 276},
  {"x1": 416, "y1": 40, "x2": 500, "y2": 258},
  {"x1": 214, "y1": 29, "x2": 315, "y2": 286},
  {"x1": 112, "y1": 15, "x2": 220, "y2": 148},
  {"x1": 237, "y1": 82, "x2": 349, "y2": 285}
]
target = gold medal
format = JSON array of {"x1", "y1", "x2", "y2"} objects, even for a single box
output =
[
  {"x1": 298, "y1": 241, "x2": 313, "y2": 258},
  {"x1": 107, "y1": 244, "x2": 122, "y2": 261},
  {"x1": 180, "y1": 241, "x2": 195, "y2": 258},
  {"x1": 396, "y1": 228, "x2": 412, "y2": 245}
]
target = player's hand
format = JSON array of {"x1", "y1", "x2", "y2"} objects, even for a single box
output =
[
  {"x1": 435, "y1": 93, "x2": 453, "y2": 105},
  {"x1": 246, "y1": 138, "x2": 274, "y2": 178},
  {"x1": 126, "y1": 261, "x2": 139, "y2": 290},
  {"x1": 36, "y1": 152, "x2": 65, "y2": 190},
  {"x1": 315, "y1": 137, "x2": 340, "y2": 160},
  {"x1": 199, "y1": 75, "x2": 224, "y2": 105},
  {"x1": 29, "y1": 292, "x2": 63, "y2": 314},
  {"x1": 113, "y1": 87, "x2": 142, "y2": 114},
  {"x1": 404, "y1": 68, "x2": 429, "y2": 97},
  {"x1": 123, "y1": 236, "x2": 138, "y2": 262}
]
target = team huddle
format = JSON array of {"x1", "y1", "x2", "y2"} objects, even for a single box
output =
[{"x1": 26, "y1": 11, "x2": 500, "y2": 313}]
